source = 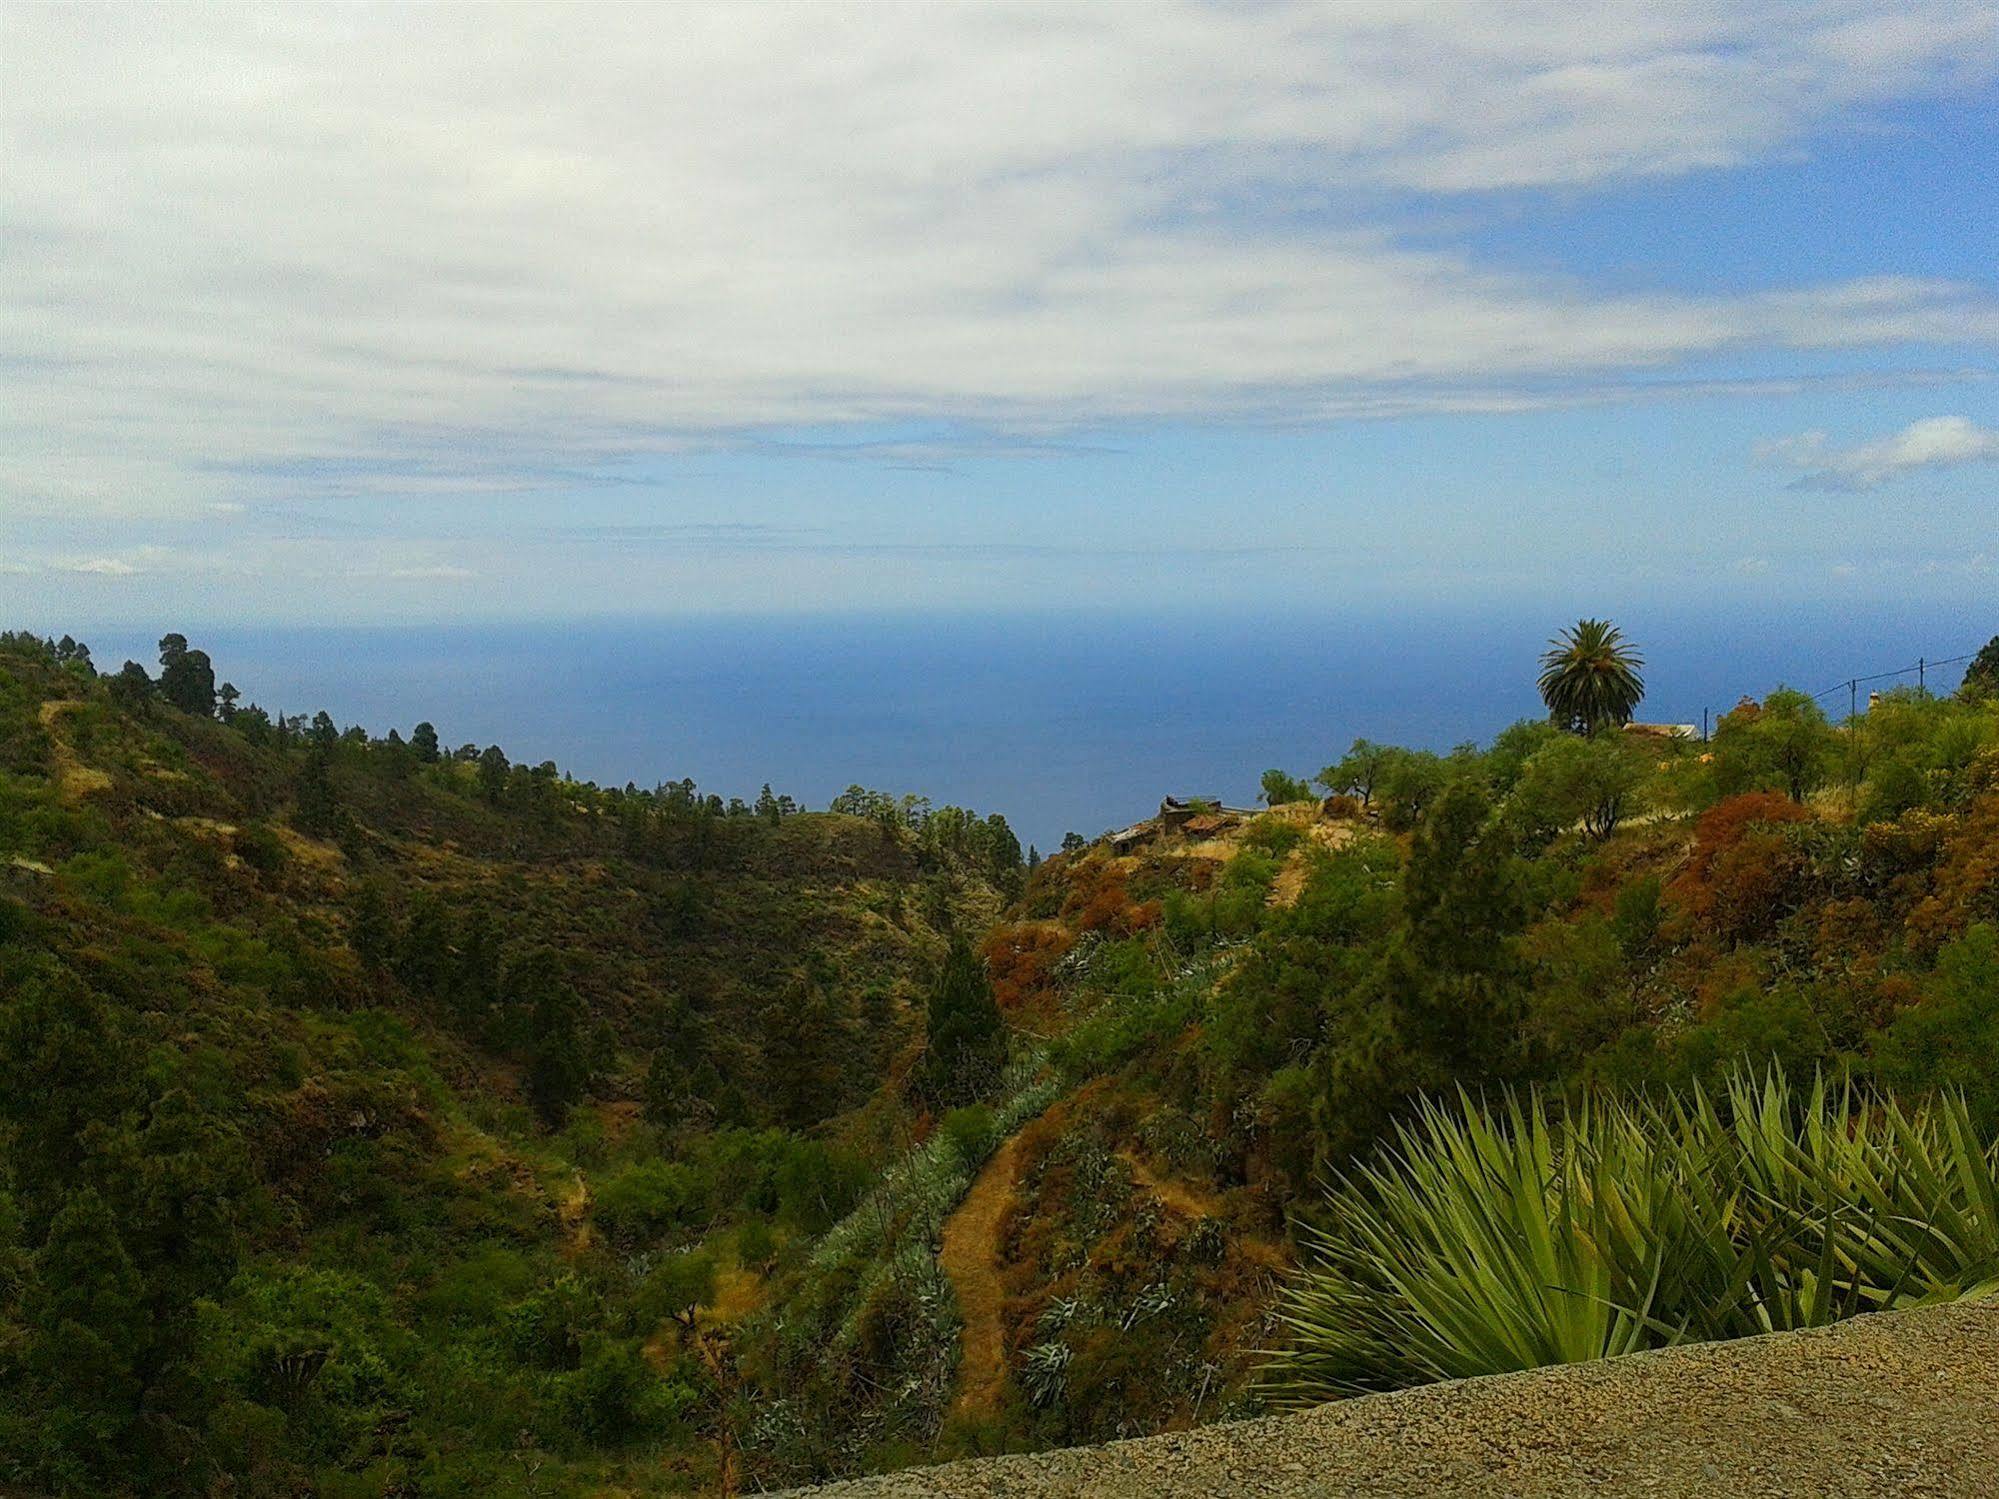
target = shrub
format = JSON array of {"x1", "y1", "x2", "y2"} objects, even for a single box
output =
[
  {"x1": 1260, "y1": 769, "x2": 1314, "y2": 807},
  {"x1": 938, "y1": 1104, "x2": 997, "y2": 1168},
  {"x1": 981, "y1": 921, "x2": 1075, "y2": 1010},
  {"x1": 1875, "y1": 925, "x2": 1999, "y2": 1131},
  {"x1": 1666, "y1": 792, "x2": 1812, "y2": 931},
  {"x1": 1264, "y1": 1070, "x2": 1999, "y2": 1406},
  {"x1": 774, "y1": 1140, "x2": 870, "y2": 1233},
  {"x1": 561, "y1": 1337, "x2": 685, "y2": 1445},
  {"x1": 593, "y1": 1160, "x2": 703, "y2": 1247},
  {"x1": 736, "y1": 1217, "x2": 779, "y2": 1272}
]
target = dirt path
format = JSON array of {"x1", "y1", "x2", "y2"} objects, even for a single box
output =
[
  {"x1": 939, "y1": 1132, "x2": 1026, "y2": 1419},
  {"x1": 38, "y1": 700, "x2": 112, "y2": 802},
  {"x1": 790, "y1": 1298, "x2": 1999, "y2": 1497}
]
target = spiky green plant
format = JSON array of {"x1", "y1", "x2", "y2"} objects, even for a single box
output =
[
  {"x1": 1263, "y1": 1070, "x2": 1999, "y2": 1407},
  {"x1": 1538, "y1": 618, "x2": 1646, "y2": 736}
]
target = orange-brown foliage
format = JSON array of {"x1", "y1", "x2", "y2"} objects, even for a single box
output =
[
  {"x1": 1059, "y1": 859, "x2": 1161, "y2": 936},
  {"x1": 1906, "y1": 792, "x2": 1999, "y2": 951},
  {"x1": 980, "y1": 921, "x2": 1076, "y2": 1010},
  {"x1": 1670, "y1": 793, "x2": 1810, "y2": 906}
]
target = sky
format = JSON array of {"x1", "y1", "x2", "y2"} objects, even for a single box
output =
[{"x1": 2, "y1": 1, "x2": 1996, "y2": 626}]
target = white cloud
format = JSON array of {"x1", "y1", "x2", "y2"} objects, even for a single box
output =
[
  {"x1": 1759, "y1": 415, "x2": 1999, "y2": 490},
  {"x1": 3, "y1": 2, "x2": 1997, "y2": 518},
  {"x1": 57, "y1": 557, "x2": 140, "y2": 576}
]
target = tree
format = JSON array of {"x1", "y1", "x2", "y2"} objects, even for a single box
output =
[
  {"x1": 216, "y1": 681, "x2": 240, "y2": 721},
  {"x1": 1261, "y1": 768, "x2": 1314, "y2": 806},
  {"x1": 1060, "y1": 832, "x2": 1087, "y2": 854},
  {"x1": 1510, "y1": 733, "x2": 1650, "y2": 842},
  {"x1": 1402, "y1": 779, "x2": 1525, "y2": 982},
  {"x1": 1538, "y1": 619, "x2": 1645, "y2": 736},
  {"x1": 158, "y1": 633, "x2": 217, "y2": 717},
  {"x1": 295, "y1": 750, "x2": 339, "y2": 835},
  {"x1": 980, "y1": 812, "x2": 1023, "y2": 888},
  {"x1": 54, "y1": 634, "x2": 94, "y2": 672},
  {"x1": 1711, "y1": 689, "x2": 1838, "y2": 803},
  {"x1": 1373, "y1": 748, "x2": 1448, "y2": 831},
  {"x1": 1960, "y1": 635, "x2": 1999, "y2": 703},
  {"x1": 516, "y1": 951, "x2": 589, "y2": 1126},
  {"x1": 921, "y1": 934, "x2": 1005, "y2": 1105},
  {"x1": 108, "y1": 660, "x2": 154, "y2": 712},
  {"x1": 411, "y1": 720, "x2": 441, "y2": 763},
  {"x1": 24, "y1": 1188, "x2": 149, "y2": 1465},
  {"x1": 478, "y1": 745, "x2": 510, "y2": 804},
  {"x1": 1319, "y1": 739, "x2": 1391, "y2": 806}
]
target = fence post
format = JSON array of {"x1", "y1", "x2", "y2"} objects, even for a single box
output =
[{"x1": 1849, "y1": 678, "x2": 1859, "y2": 808}]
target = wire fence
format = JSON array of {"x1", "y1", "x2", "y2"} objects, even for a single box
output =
[{"x1": 1693, "y1": 648, "x2": 1981, "y2": 741}]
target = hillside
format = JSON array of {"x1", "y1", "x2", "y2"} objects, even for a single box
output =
[
  {"x1": 907, "y1": 671, "x2": 1999, "y2": 1458},
  {"x1": 0, "y1": 631, "x2": 1021, "y2": 1494},
  {"x1": 4, "y1": 627, "x2": 1999, "y2": 1495}
]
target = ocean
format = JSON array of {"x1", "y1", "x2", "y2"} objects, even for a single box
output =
[{"x1": 76, "y1": 600, "x2": 1985, "y2": 852}]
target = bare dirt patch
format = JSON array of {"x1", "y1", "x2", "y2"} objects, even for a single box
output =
[{"x1": 38, "y1": 699, "x2": 112, "y2": 801}]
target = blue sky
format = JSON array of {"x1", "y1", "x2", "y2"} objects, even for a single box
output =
[{"x1": 2, "y1": 2, "x2": 1995, "y2": 627}]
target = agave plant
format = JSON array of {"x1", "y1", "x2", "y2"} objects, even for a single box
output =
[
  {"x1": 1539, "y1": 619, "x2": 1646, "y2": 736},
  {"x1": 1262, "y1": 1069, "x2": 1999, "y2": 1408}
]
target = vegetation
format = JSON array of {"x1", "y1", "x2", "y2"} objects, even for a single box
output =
[
  {"x1": 5, "y1": 621, "x2": 1998, "y2": 1492},
  {"x1": 1265, "y1": 1070, "x2": 1999, "y2": 1404},
  {"x1": 1538, "y1": 618, "x2": 1646, "y2": 735},
  {"x1": 0, "y1": 629, "x2": 1022, "y2": 1495}
]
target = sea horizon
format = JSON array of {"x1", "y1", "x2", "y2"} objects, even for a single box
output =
[{"x1": 42, "y1": 598, "x2": 1984, "y2": 852}]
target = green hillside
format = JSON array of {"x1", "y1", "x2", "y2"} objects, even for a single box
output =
[
  {"x1": 3, "y1": 626, "x2": 1998, "y2": 1495},
  {"x1": 0, "y1": 630, "x2": 1020, "y2": 1494}
]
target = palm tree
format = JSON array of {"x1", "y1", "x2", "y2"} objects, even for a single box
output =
[{"x1": 1538, "y1": 619, "x2": 1644, "y2": 736}]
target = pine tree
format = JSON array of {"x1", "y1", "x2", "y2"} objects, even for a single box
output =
[
  {"x1": 157, "y1": 633, "x2": 218, "y2": 717},
  {"x1": 921, "y1": 935, "x2": 1005, "y2": 1105},
  {"x1": 295, "y1": 750, "x2": 339, "y2": 835}
]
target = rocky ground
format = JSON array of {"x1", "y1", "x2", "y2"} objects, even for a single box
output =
[{"x1": 785, "y1": 1298, "x2": 1999, "y2": 1497}]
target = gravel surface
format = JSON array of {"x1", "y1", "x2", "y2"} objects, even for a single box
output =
[{"x1": 782, "y1": 1299, "x2": 1999, "y2": 1497}]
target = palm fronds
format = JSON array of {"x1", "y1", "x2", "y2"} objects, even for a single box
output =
[{"x1": 1539, "y1": 618, "x2": 1646, "y2": 735}]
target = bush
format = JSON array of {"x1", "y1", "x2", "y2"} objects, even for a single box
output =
[
  {"x1": 1875, "y1": 925, "x2": 1999, "y2": 1131},
  {"x1": 561, "y1": 1338, "x2": 683, "y2": 1445},
  {"x1": 593, "y1": 1160, "x2": 703, "y2": 1247},
  {"x1": 736, "y1": 1217, "x2": 779, "y2": 1272},
  {"x1": 938, "y1": 1104, "x2": 997, "y2": 1168},
  {"x1": 1265, "y1": 1070, "x2": 1999, "y2": 1406},
  {"x1": 774, "y1": 1140, "x2": 870, "y2": 1233},
  {"x1": 1260, "y1": 769, "x2": 1314, "y2": 807}
]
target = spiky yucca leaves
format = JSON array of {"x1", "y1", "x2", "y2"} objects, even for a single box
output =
[
  {"x1": 1263, "y1": 1070, "x2": 1999, "y2": 1408},
  {"x1": 1538, "y1": 618, "x2": 1646, "y2": 736}
]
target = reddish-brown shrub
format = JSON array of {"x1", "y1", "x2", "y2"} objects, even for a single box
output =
[
  {"x1": 1666, "y1": 792, "x2": 1815, "y2": 943},
  {"x1": 1906, "y1": 792, "x2": 1999, "y2": 950},
  {"x1": 980, "y1": 921, "x2": 1075, "y2": 1010}
]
